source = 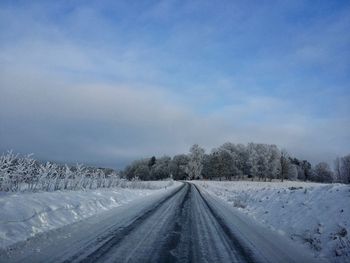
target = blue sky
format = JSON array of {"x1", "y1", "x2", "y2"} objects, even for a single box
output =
[{"x1": 0, "y1": 0, "x2": 349, "y2": 168}]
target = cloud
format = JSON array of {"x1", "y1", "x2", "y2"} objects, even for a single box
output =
[
  {"x1": 0, "y1": 1, "x2": 349, "y2": 168},
  {"x1": 1, "y1": 67, "x2": 349, "y2": 168}
]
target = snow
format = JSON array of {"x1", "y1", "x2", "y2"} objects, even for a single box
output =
[
  {"x1": 0, "y1": 180, "x2": 181, "y2": 249},
  {"x1": 2, "y1": 182, "x2": 319, "y2": 263},
  {"x1": 192, "y1": 180, "x2": 350, "y2": 262}
]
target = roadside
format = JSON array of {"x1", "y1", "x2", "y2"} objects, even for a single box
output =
[
  {"x1": 2, "y1": 182, "x2": 318, "y2": 263},
  {"x1": 192, "y1": 180, "x2": 350, "y2": 262},
  {"x1": 0, "y1": 180, "x2": 181, "y2": 249}
]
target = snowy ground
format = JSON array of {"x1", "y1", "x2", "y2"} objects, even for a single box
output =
[
  {"x1": 193, "y1": 180, "x2": 350, "y2": 262},
  {"x1": 0, "y1": 180, "x2": 181, "y2": 249},
  {"x1": 1, "y1": 182, "x2": 319, "y2": 263}
]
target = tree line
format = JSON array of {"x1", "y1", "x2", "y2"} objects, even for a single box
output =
[
  {"x1": 122, "y1": 143, "x2": 350, "y2": 184},
  {"x1": 1, "y1": 143, "x2": 349, "y2": 192}
]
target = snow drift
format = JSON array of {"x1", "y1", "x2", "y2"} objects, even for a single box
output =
[{"x1": 0, "y1": 180, "x2": 181, "y2": 248}]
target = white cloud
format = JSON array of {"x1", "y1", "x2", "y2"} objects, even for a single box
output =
[
  {"x1": 1, "y1": 1, "x2": 349, "y2": 168},
  {"x1": 1, "y1": 67, "x2": 349, "y2": 167}
]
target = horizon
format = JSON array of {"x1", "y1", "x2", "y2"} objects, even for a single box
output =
[{"x1": 1, "y1": 1, "x2": 349, "y2": 169}]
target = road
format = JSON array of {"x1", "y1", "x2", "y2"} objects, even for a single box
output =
[{"x1": 1, "y1": 183, "x2": 320, "y2": 263}]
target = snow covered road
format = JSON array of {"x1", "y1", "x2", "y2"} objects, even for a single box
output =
[{"x1": 0, "y1": 183, "x2": 320, "y2": 263}]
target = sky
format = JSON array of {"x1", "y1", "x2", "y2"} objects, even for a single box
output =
[{"x1": 0, "y1": 0, "x2": 349, "y2": 169}]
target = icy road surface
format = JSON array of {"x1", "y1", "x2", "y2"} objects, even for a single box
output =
[{"x1": 0, "y1": 183, "x2": 321, "y2": 263}]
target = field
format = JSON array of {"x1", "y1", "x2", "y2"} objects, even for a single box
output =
[{"x1": 193, "y1": 180, "x2": 350, "y2": 262}]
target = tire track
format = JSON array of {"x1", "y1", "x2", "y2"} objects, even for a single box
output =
[
  {"x1": 192, "y1": 184, "x2": 255, "y2": 263},
  {"x1": 64, "y1": 184, "x2": 186, "y2": 263}
]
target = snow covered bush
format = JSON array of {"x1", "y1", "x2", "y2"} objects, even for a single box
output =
[
  {"x1": 0, "y1": 151, "x2": 174, "y2": 193},
  {"x1": 0, "y1": 151, "x2": 37, "y2": 192}
]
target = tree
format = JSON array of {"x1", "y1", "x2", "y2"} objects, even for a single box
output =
[
  {"x1": 150, "y1": 156, "x2": 171, "y2": 180},
  {"x1": 201, "y1": 154, "x2": 214, "y2": 180},
  {"x1": 148, "y1": 156, "x2": 156, "y2": 169},
  {"x1": 267, "y1": 145, "x2": 281, "y2": 181},
  {"x1": 0, "y1": 151, "x2": 37, "y2": 191},
  {"x1": 313, "y1": 162, "x2": 334, "y2": 183},
  {"x1": 255, "y1": 144, "x2": 269, "y2": 181},
  {"x1": 236, "y1": 144, "x2": 250, "y2": 176},
  {"x1": 0, "y1": 151, "x2": 124, "y2": 192},
  {"x1": 340, "y1": 154, "x2": 350, "y2": 184},
  {"x1": 134, "y1": 163, "x2": 151, "y2": 181},
  {"x1": 210, "y1": 148, "x2": 235, "y2": 180},
  {"x1": 124, "y1": 159, "x2": 150, "y2": 180},
  {"x1": 301, "y1": 160, "x2": 312, "y2": 181},
  {"x1": 288, "y1": 164, "x2": 298, "y2": 180},
  {"x1": 246, "y1": 143, "x2": 280, "y2": 181},
  {"x1": 334, "y1": 157, "x2": 342, "y2": 182},
  {"x1": 186, "y1": 144, "x2": 205, "y2": 180},
  {"x1": 170, "y1": 154, "x2": 189, "y2": 180},
  {"x1": 279, "y1": 150, "x2": 290, "y2": 182},
  {"x1": 219, "y1": 143, "x2": 248, "y2": 178},
  {"x1": 247, "y1": 143, "x2": 259, "y2": 178}
]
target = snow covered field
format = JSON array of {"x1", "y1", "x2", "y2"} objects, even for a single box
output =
[
  {"x1": 0, "y1": 180, "x2": 181, "y2": 249},
  {"x1": 193, "y1": 180, "x2": 350, "y2": 262}
]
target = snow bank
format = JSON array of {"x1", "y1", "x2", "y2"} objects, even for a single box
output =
[
  {"x1": 193, "y1": 180, "x2": 350, "y2": 262},
  {"x1": 0, "y1": 180, "x2": 181, "y2": 248}
]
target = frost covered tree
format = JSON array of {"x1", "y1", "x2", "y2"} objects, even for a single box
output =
[
  {"x1": 236, "y1": 144, "x2": 250, "y2": 176},
  {"x1": 255, "y1": 144, "x2": 270, "y2": 181},
  {"x1": 0, "y1": 151, "x2": 125, "y2": 192},
  {"x1": 133, "y1": 164, "x2": 150, "y2": 181},
  {"x1": 247, "y1": 143, "x2": 259, "y2": 178},
  {"x1": 339, "y1": 154, "x2": 350, "y2": 184},
  {"x1": 313, "y1": 162, "x2": 334, "y2": 183},
  {"x1": 219, "y1": 143, "x2": 249, "y2": 178},
  {"x1": 122, "y1": 156, "x2": 172, "y2": 181},
  {"x1": 186, "y1": 144, "x2": 205, "y2": 180},
  {"x1": 150, "y1": 156, "x2": 171, "y2": 180},
  {"x1": 333, "y1": 155, "x2": 350, "y2": 183},
  {"x1": 210, "y1": 148, "x2": 235, "y2": 180},
  {"x1": 288, "y1": 164, "x2": 298, "y2": 180},
  {"x1": 201, "y1": 154, "x2": 214, "y2": 180},
  {"x1": 245, "y1": 143, "x2": 280, "y2": 181},
  {"x1": 68, "y1": 163, "x2": 85, "y2": 190},
  {"x1": 301, "y1": 160, "x2": 312, "y2": 181},
  {"x1": 170, "y1": 154, "x2": 190, "y2": 180},
  {"x1": 288, "y1": 158, "x2": 312, "y2": 181},
  {"x1": 267, "y1": 145, "x2": 281, "y2": 181},
  {"x1": 0, "y1": 152, "x2": 38, "y2": 191},
  {"x1": 148, "y1": 156, "x2": 156, "y2": 169},
  {"x1": 123, "y1": 159, "x2": 150, "y2": 180},
  {"x1": 279, "y1": 150, "x2": 290, "y2": 182},
  {"x1": 334, "y1": 157, "x2": 342, "y2": 182}
]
